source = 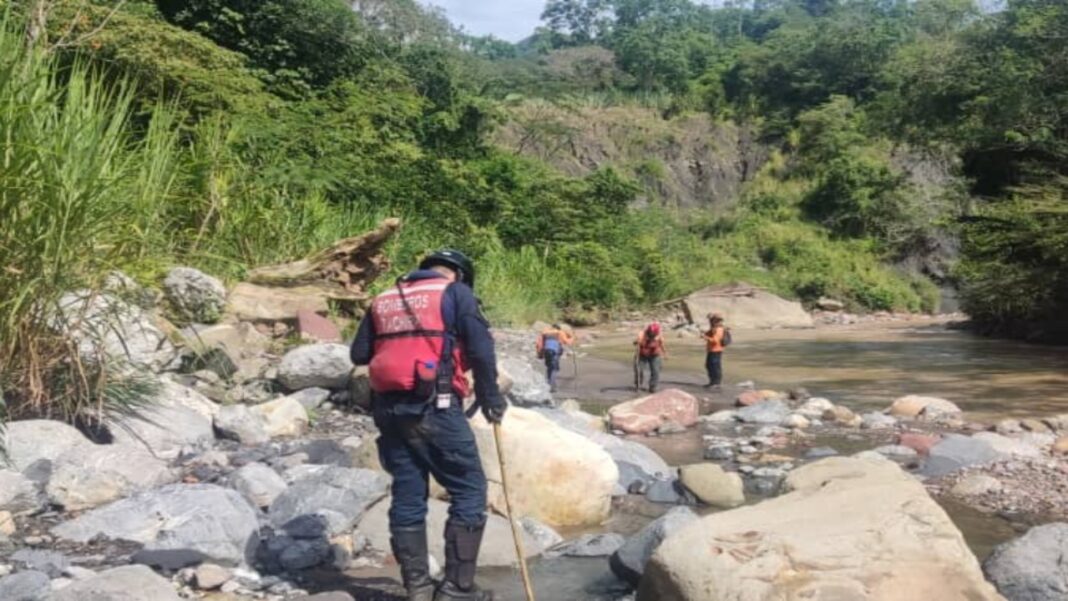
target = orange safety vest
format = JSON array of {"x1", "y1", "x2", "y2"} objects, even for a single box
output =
[
  {"x1": 705, "y1": 326, "x2": 725, "y2": 353},
  {"x1": 636, "y1": 331, "x2": 664, "y2": 357}
]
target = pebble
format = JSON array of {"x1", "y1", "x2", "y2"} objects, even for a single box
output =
[
  {"x1": 0, "y1": 511, "x2": 15, "y2": 537},
  {"x1": 195, "y1": 563, "x2": 232, "y2": 590},
  {"x1": 704, "y1": 446, "x2": 734, "y2": 461}
]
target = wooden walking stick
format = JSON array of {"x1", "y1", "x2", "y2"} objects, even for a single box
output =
[{"x1": 492, "y1": 422, "x2": 536, "y2": 601}]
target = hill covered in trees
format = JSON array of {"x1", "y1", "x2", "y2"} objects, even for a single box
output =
[{"x1": 2, "y1": 0, "x2": 1066, "y2": 340}]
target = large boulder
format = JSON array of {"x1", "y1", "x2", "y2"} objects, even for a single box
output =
[
  {"x1": 110, "y1": 392, "x2": 216, "y2": 461},
  {"x1": 887, "y1": 395, "x2": 962, "y2": 419},
  {"x1": 610, "y1": 506, "x2": 699, "y2": 586},
  {"x1": 226, "y1": 283, "x2": 330, "y2": 322},
  {"x1": 678, "y1": 463, "x2": 745, "y2": 509},
  {"x1": 922, "y1": 434, "x2": 1006, "y2": 478},
  {"x1": 638, "y1": 457, "x2": 1003, "y2": 601},
  {"x1": 3, "y1": 419, "x2": 91, "y2": 472},
  {"x1": 52, "y1": 484, "x2": 260, "y2": 567},
  {"x1": 51, "y1": 565, "x2": 182, "y2": 601},
  {"x1": 0, "y1": 469, "x2": 41, "y2": 513},
  {"x1": 46, "y1": 444, "x2": 177, "y2": 511},
  {"x1": 608, "y1": 389, "x2": 699, "y2": 435},
  {"x1": 984, "y1": 523, "x2": 1068, "y2": 601},
  {"x1": 55, "y1": 291, "x2": 177, "y2": 370},
  {"x1": 277, "y1": 343, "x2": 352, "y2": 391},
  {"x1": 163, "y1": 267, "x2": 226, "y2": 324},
  {"x1": 360, "y1": 497, "x2": 546, "y2": 567},
  {"x1": 0, "y1": 570, "x2": 51, "y2": 601},
  {"x1": 179, "y1": 322, "x2": 270, "y2": 383},
  {"x1": 470, "y1": 408, "x2": 618, "y2": 527},
  {"x1": 498, "y1": 355, "x2": 552, "y2": 406},
  {"x1": 269, "y1": 466, "x2": 389, "y2": 536},
  {"x1": 682, "y1": 283, "x2": 813, "y2": 329}
]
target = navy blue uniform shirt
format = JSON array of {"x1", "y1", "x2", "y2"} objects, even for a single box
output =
[{"x1": 350, "y1": 270, "x2": 504, "y2": 410}]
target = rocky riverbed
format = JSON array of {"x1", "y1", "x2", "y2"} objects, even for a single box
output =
[{"x1": 3, "y1": 266, "x2": 1068, "y2": 601}]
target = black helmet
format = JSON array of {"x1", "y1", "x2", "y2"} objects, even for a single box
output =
[{"x1": 419, "y1": 249, "x2": 475, "y2": 288}]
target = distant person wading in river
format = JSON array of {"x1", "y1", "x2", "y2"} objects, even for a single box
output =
[
  {"x1": 634, "y1": 322, "x2": 666, "y2": 393},
  {"x1": 703, "y1": 313, "x2": 730, "y2": 389},
  {"x1": 536, "y1": 324, "x2": 574, "y2": 392}
]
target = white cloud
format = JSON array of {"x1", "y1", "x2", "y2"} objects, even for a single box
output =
[{"x1": 424, "y1": 0, "x2": 546, "y2": 41}]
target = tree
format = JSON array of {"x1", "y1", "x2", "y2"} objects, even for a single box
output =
[{"x1": 541, "y1": 0, "x2": 614, "y2": 46}]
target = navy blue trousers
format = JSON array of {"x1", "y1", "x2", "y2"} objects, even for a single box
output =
[
  {"x1": 374, "y1": 399, "x2": 487, "y2": 529},
  {"x1": 705, "y1": 352, "x2": 723, "y2": 386},
  {"x1": 544, "y1": 351, "x2": 561, "y2": 389}
]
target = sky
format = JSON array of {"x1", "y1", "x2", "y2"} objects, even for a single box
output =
[{"x1": 423, "y1": 1, "x2": 546, "y2": 42}]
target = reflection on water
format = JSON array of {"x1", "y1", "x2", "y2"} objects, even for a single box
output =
[{"x1": 594, "y1": 321, "x2": 1068, "y2": 421}]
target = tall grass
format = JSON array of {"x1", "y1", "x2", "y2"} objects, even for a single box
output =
[{"x1": 0, "y1": 17, "x2": 175, "y2": 422}]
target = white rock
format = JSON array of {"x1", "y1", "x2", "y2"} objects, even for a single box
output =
[
  {"x1": 277, "y1": 343, "x2": 352, "y2": 391},
  {"x1": 229, "y1": 463, "x2": 287, "y2": 509},
  {"x1": 796, "y1": 397, "x2": 835, "y2": 418},
  {"x1": 4, "y1": 420, "x2": 92, "y2": 472},
  {"x1": 55, "y1": 291, "x2": 177, "y2": 370},
  {"x1": 251, "y1": 397, "x2": 309, "y2": 438},
  {"x1": 47, "y1": 444, "x2": 177, "y2": 511}
]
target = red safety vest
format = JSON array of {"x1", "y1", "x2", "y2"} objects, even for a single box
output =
[{"x1": 369, "y1": 278, "x2": 469, "y2": 398}]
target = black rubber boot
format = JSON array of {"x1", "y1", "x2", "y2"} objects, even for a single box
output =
[
  {"x1": 434, "y1": 519, "x2": 493, "y2": 601},
  {"x1": 391, "y1": 525, "x2": 436, "y2": 601}
]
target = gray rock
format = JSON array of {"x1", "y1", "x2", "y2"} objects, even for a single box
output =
[
  {"x1": 4, "y1": 420, "x2": 91, "y2": 473},
  {"x1": 984, "y1": 523, "x2": 1068, "y2": 601},
  {"x1": 520, "y1": 517, "x2": 564, "y2": 550},
  {"x1": 599, "y1": 437, "x2": 671, "y2": 481},
  {"x1": 277, "y1": 344, "x2": 352, "y2": 391},
  {"x1": 0, "y1": 570, "x2": 51, "y2": 601},
  {"x1": 269, "y1": 467, "x2": 389, "y2": 536},
  {"x1": 860, "y1": 412, "x2": 898, "y2": 430},
  {"x1": 163, "y1": 267, "x2": 226, "y2": 324},
  {"x1": 735, "y1": 400, "x2": 790, "y2": 424},
  {"x1": 229, "y1": 463, "x2": 288, "y2": 509},
  {"x1": 51, "y1": 564, "x2": 181, "y2": 601},
  {"x1": 53, "y1": 484, "x2": 259, "y2": 567},
  {"x1": 922, "y1": 434, "x2": 1005, "y2": 478},
  {"x1": 0, "y1": 469, "x2": 41, "y2": 513},
  {"x1": 110, "y1": 381, "x2": 218, "y2": 459},
  {"x1": 287, "y1": 388, "x2": 332, "y2": 411},
  {"x1": 214, "y1": 404, "x2": 270, "y2": 446},
  {"x1": 646, "y1": 478, "x2": 695, "y2": 505},
  {"x1": 545, "y1": 533, "x2": 625, "y2": 558},
  {"x1": 704, "y1": 445, "x2": 735, "y2": 461},
  {"x1": 12, "y1": 549, "x2": 70, "y2": 578},
  {"x1": 296, "y1": 439, "x2": 352, "y2": 467},
  {"x1": 617, "y1": 461, "x2": 654, "y2": 492},
  {"x1": 46, "y1": 443, "x2": 176, "y2": 511},
  {"x1": 279, "y1": 538, "x2": 333, "y2": 571},
  {"x1": 55, "y1": 291, "x2": 178, "y2": 370},
  {"x1": 294, "y1": 593, "x2": 356, "y2": 601},
  {"x1": 803, "y1": 447, "x2": 839, "y2": 460},
  {"x1": 610, "y1": 506, "x2": 699, "y2": 586},
  {"x1": 499, "y1": 355, "x2": 552, "y2": 406}
]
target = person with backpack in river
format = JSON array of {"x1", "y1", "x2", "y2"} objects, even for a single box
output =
[
  {"x1": 633, "y1": 322, "x2": 666, "y2": 393},
  {"x1": 703, "y1": 312, "x2": 731, "y2": 389},
  {"x1": 536, "y1": 323, "x2": 574, "y2": 392}
]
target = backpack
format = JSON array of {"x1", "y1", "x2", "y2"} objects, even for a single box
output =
[
  {"x1": 722, "y1": 327, "x2": 733, "y2": 347},
  {"x1": 542, "y1": 333, "x2": 563, "y2": 356}
]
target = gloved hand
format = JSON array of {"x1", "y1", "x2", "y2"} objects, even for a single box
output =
[{"x1": 482, "y1": 402, "x2": 507, "y2": 424}]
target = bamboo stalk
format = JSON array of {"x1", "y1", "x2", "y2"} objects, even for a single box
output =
[{"x1": 492, "y1": 422, "x2": 536, "y2": 601}]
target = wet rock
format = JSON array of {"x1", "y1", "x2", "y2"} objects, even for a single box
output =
[
  {"x1": 53, "y1": 484, "x2": 259, "y2": 567},
  {"x1": 874, "y1": 445, "x2": 918, "y2": 458},
  {"x1": 639, "y1": 457, "x2": 1002, "y2": 601},
  {"x1": 46, "y1": 444, "x2": 176, "y2": 511},
  {"x1": 0, "y1": 570, "x2": 51, "y2": 601},
  {"x1": 4, "y1": 420, "x2": 92, "y2": 472},
  {"x1": 229, "y1": 463, "x2": 288, "y2": 509},
  {"x1": 678, "y1": 464, "x2": 745, "y2": 509},
  {"x1": 610, "y1": 507, "x2": 698, "y2": 587},
  {"x1": 214, "y1": 404, "x2": 270, "y2": 446},
  {"x1": 164, "y1": 267, "x2": 226, "y2": 324},
  {"x1": 860, "y1": 412, "x2": 897, "y2": 430},
  {"x1": 471, "y1": 408, "x2": 618, "y2": 527},
  {"x1": 277, "y1": 344, "x2": 352, "y2": 391},
  {"x1": 795, "y1": 397, "x2": 834, "y2": 419},
  {"x1": 269, "y1": 467, "x2": 388, "y2": 536},
  {"x1": 546, "y1": 533, "x2": 625, "y2": 558},
  {"x1": 194, "y1": 563, "x2": 232, "y2": 590},
  {"x1": 0, "y1": 469, "x2": 41, "y2": 513},
  {"x1": 12, "y1": 549, "x2": 70, "y2": 577},
  {"x1": 898, "y1": 432, "x2": 941, "y2": 456},
  {"x1": 51, "y1": 565, "x2": 181, "y2": 601},
  {"x1": 608, "y1": 389, "x2": 698, "y2": 435},
  {"x1": 803, "y1": 447, "x2": 839, "y2": 460},
  {"x1": 251, "y1": 397, "x2": 309, "y2": 438},
  {"x1": 361, "y1": 498, "x2": 544, "y2": 567},
  {"x1": 972, "y1": 432, "x2": 1044, "y2": 458},
  {"x1": 984, "y1": 522, "x2": 1068, "y2": 601},
  {"x1": 922, "y1": 434, "x2": 1005, "y2": 478},
  {"x1": 887, "y1": 395, "x2": 962, "y2": 419},
  {"x1": 951, "y1": 474, "x2": 1003, "y2": 497},
  {"x1": 736, "y1": 399, "x2": 790, "y2": 425}
]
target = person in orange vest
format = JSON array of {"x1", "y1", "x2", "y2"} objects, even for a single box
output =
[
  {"x1": 536, "y1": 324, "x2": 574, "y2": 392},
  {"x1": 702, "y1": 312, "x2": 730, "y2": 389},
  {"x1": 633, "y1": 322, "x2": 666, "y2": 393}
]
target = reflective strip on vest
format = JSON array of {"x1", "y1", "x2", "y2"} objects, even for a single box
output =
[{"x1": 369, "y1": 279, "x2": 469, "y2": 397}]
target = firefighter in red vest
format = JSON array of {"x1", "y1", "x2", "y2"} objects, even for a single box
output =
[{"x1": 351, "y1": 249, "x2": 506, "y2": 601}]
